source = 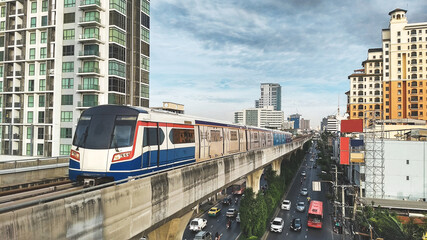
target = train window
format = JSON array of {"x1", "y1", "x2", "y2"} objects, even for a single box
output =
[
  {"x1": 170, "y1": 129, "x2": 195, "y2": 144},
  {"x1": 230, "y1": 131, "x2": 238, "y2": 141},
  {"x1": 143, "y1": 127, "x2": 165, "y2": 147},
  {"x1": 210, "y1": 130, "x2": 221, "y2": 142},
  {"x1": 110, "y1": 116, "x2": 137, "y2": 148}
]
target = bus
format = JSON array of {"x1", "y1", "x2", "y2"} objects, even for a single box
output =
[
  {"x1": 307, "y1": 200, "x2": 323, "y2": 228},
  {"x1": 232, "y1": 179, "x2": 246, "y2": 195}
]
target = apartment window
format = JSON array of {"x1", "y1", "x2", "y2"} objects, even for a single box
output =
[
  {"x1": 110, "y1": 0, "x2": 126, "y2": 14},
  {"x1": 385, "y1": 51, "x2": 389, "y2": 55},
  {"x1": 82, "y1": 95, "x2": 98, "y2": 107},
  {"x1": 39, "y1": 63, "x2": 46, "y2": 75},
  {"x1": 64, "y1": 0, "x2": 75, "y2": 8},
  {"x1": 83, "y1": 61, "x2": 99, "y2": 73},
  {"x1": 30, "y1": 33, "x2": 36, "y2": 44},
  {"x1": 141, "y1": 27, "x2": 149, "y2": 42},
  {"x1": 398, "y1": 39, "x2": 401, "y2": 43},
  {"x1": 64, "y1": 13, "x2": 75, "y2": 24},
  {"x1": 63, "y1": 45, "x2": 74, "y2": 56},
  {"x1": 83, "y1": 27, "x2": 99, "y2": 39},
  {"x1": 109, "y1": 77, "x2": 125, "y2": 92},
  {"x1": 40, "y1": 32, "x2": 47, "y2": 43},
  {"x1": 39, "y1": 79, "x2": 45, "y2": 91},
  {"x1": 84, "y1": 11, "x2": 99, "y2": 22},
  {"x1": 109, "y1": 11, "x2": 126, "y2": 30},
  {"x1": 398, "y1": 112, "x2": 402, "y2": 117},
  {"x1": 82, "y1": 77, "x2": 98, "y2": 90},
  {"x1": 27, "y1": 111, "x2": 33, "y2": 123},
  {"x1": 398, "y1": 97, "x2": 402, "y2": 102},
  {"x1": 109, "y1": 44, "x2": 125, "y2": 61},
  {"x1": 141, "y1": 85, "x2": 149, "y2": 98},
  {"x1": 60, "y1": 144, "x2": 71, "y2": 155},
  {"x1": 63, "y1": 29, "x2": 75, "y2": 40},
  {"x1": 40, "y1": 47, "x2": 47, "y2": 58},
  {"x1": 29, "y1": 48, "x2": 35, "y2": 59},
  {"x1": 141, "y1": 0, "x2": 150, "y2": 15},
  {"x1": 62, "y1": 62, "x2": 74, "y2": 72},
  {"x1": 109, "y1": 27, "x2": 126, "y2": 45},
  {"x1": 60, "y1": 128, "x2": 72, "y2": 138},
  {"x1": 398, "y1": 90, "x2": 401, "y2": 95},
  {"x1": 397, "y1": 31, "x2": 401, "y2": 36},
  {"x1": 108, "y1": 60, "x2": 125, "y2": 77},
  {"x1": 61, "y1": 111, "x2": 73, "y2": 122},
  {"x1": 28, "y1": 96, "x2": 34, "y2": 107},
  {"x1": 31, "y1": 2, "x2": 37, "y2": 13},
  {"x1": 41, "y1": 16, "x2": 48, "y2": 26},
  {"x1": 385, "y1": 109, "x2": 389, "y2": 113},
  {"x1": 39, "y1": 95, "x2": 45, "y2": 107},
  {"x1": 398, "y1": 105, "x2": 401, "y2": 109},
  {"x1": 398, "y1": 83, "x2": 401, "y2": 87},
  {"x1": 29, "y1": 64, "x2": 35, "y2": 76},
  {"x1": 27, "y1": 127, "x2": 32, "y2": 139},
  {"x1": 406, "y1": 160, "x2": 409, "y2": 164},
  {"x1": 62, "y1": 78, "x2": 73, "y2": 89},
  {"x1": 61, "y1": 95, "x2": 73, "y2": 105},
  {"x1": 141, "y1": 56, "x2": 149, "y2": 71},
  {"x1": 0, "y1": 37, "x2": 3, "y2": 47},
  {"x1": 398, "y1": 46, "x2": 401, "y2": 50},
  {"x1": 406, "y1": 176, "x2": 409, "y2": 180},
  {"x1": 42, "y1": 1, "x2": 48, "y2": 12},
  {"x1": 28, "y1": 80, "x2": 34, "y2": 91},
  {"x1": 1, "y1": 7, "x2": 5, "y2": 17},
  {"x1": 37, "y1": 144, "x2": 43, "y2": 156},
  {"x1": 142, "y1": 71, "x2": 148, "y2": 84},
  {"x1": 30, "y1": 17, "x2": 36, "y2": 28}
]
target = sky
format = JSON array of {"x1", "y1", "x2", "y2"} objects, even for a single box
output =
[{"x1": 149, "y1": 0, "x2": 427, "y2": 129}]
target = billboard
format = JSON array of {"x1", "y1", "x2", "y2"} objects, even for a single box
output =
[
  {"x1": 341, "y1": 119, "x2": 363, "y2": 133},
  {"x1": 340, "y1": 150, "x2": 350, "y2": 165},
  {"x1": 340, "y1": 137, "x2": 350, "y2": 165}
]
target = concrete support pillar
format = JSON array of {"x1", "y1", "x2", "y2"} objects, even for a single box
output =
[
  {"x1": 246, "y1": 168, "x2": 264, "y2": 194},
  {"x1": 271, "y1": 158, "x2": 283, "y2": 176},
  {"x1": 147, "y1": 210, "x2": 194, "y2": 240}
]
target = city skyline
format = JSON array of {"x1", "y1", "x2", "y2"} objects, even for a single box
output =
[{"x1": 149, "y1": 0, "x2": 427, "y2": 127}]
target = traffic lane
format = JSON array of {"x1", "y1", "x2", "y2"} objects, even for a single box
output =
[{"x1": 182, "y1": 198, "x2": 241, "y2": 240}]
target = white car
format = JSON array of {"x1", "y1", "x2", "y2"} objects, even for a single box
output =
[
  {"x1": 296, "y1": 202, "x2": 305, "y2": 212},
  {"x1": 270, "y1": 217, "x2": 284, "y2": 233},
  {"x1": 300, "y1": 188, "x2": 308, "y2": 196},
  {"x1": 189, "y1": 218, "x2": 207, "y2": 232},
  {"x1": 281, "y1": 200, "x2": 291, "y2": 210}
]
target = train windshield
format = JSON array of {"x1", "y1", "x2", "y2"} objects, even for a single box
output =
[{"x1": 73, "y1": 115, "x2": 137, "y2": 149}]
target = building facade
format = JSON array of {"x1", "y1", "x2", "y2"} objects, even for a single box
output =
[
  {"x1": 288, "y1": 113, "x2": 301, "y2": 129},
  {"x1": 0, "y1": 0, "x2": 150, "y2": 156},
  {"x1": 382, "y1": 9, "x2": 427, "y2": 121},
  {"x1": 256, "y1": 83, "x2": 281, "y2": 111},
  {"x1": 348, "y1": 48, "x2": 383, "y2": 126},
  {"x1": 234, "y1": 106, "x2": 284, "y2": 129}
]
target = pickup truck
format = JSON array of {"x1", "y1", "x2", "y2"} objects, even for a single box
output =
[{"x1": 189, "y1": 218, "x2": 207, "y2": 232}]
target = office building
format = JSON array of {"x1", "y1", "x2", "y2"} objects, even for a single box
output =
[
  {"x1": 0, "y1": 0, "x2": 150, "y2": 156},
  {"x1": 288, "y1": 113, "x2": 301, "y2": 129},
  {"x1": 256, "y1": 83, "x2": 281, "y2": 111},
  {"x1": 234, "y1": 106, "x2": 284, "y2": 129}
]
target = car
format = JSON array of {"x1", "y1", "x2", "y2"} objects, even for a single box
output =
[
  {"x1": 208, "y1": 207, "x2": 221, "y2": 217},
  {"x1": 290, "y1": 218, "x2": 302, "y2": 232},
  {"x1": 194, "y1": 231, "x2": 212, "y2": 240},
  {"x1": 301, "y1": 171, "x2": 306, "y2": 176},
  {"x1": 226, "y1": 208, "x2": 238, "y2": 218},
  {"x1": 300, "y1": 188, "x2": 308, "y2": 196},
  {"x1": 296, "y1": 202, "x2": 305, "y2": 212},
  {"x1": 281, "y1": 200, "x2": 291, "y2": 210},
  {"x1": 310, "y1": 158, "x2": 314, "y2": 162},
  {"x1": 189, "y1": 218, "x2": 207, "y2": 232},
  {"x1": 222, "y1": 196, "x2": 232, "y2": 205},
  {"x1": 236, "y1": 213, "x2": 241, "y2": 223},
  {"x1": 270, "y1": 217, "x2": 284, "y2": 233}
]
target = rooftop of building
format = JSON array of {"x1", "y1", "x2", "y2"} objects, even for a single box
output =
[
  {"x1": 388, "y1": 8, "x2": 407, "y2": 16},
  {"x1": 368, "y1": 48, "x2": 383, "y2": 52}
]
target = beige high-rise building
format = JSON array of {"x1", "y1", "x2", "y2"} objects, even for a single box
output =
[{"x1": 382, "y1": 9, "x2": 427, "y2": 121}]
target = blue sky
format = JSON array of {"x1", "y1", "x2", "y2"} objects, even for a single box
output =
[{"x1": 149, "y1": 0, "x2": 427, "y2": 128}]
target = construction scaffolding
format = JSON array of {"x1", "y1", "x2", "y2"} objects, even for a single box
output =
[{"x1": 363, "y1": 110, "x2": 385, "y2": 199}]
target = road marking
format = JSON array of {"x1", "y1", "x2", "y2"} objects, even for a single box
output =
[{"x1": 305, "y1": 235, "x2": 308, "y2": 238}]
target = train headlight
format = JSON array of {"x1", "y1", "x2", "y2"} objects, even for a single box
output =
[
  {"x1": 112, "y1": 151, "x2": 132, "y2": 162},
  {"x1": 70, "y1": 150, "x2": 80, "y2": 161}
]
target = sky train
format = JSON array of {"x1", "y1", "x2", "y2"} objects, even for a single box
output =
[{"x1": 69, "y1": 105, "x2": 292, "y2": 185}]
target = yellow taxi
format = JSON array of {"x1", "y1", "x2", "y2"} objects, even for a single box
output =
[{"x1": 208, "y1": 207, "x2": 221, "y2": 217}]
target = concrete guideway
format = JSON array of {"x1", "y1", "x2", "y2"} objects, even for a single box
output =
[{"x1": 0, "y1": 137, "x2": 310, "y2": 240}]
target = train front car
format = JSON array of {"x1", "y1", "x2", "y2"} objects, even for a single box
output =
[{"x1": 69, "y1": 105, "x2": 145, "y2": 186}]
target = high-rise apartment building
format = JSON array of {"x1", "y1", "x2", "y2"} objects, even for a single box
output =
[
  {"x1": 256, "y1": 83, "x2": 281, "y2": 111},
  {"x1": 0, "y1": 0, "x2": 150, "y2": 156},
  {"x1": 382, "y1": 9, "x2": 427, "y2": 121},
  {"x1": 348, "y1": 48, "x2": 383, "y2": 126}
]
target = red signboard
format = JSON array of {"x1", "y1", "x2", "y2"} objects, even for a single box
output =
[
  {"x1": 341, "y1": 119, "x2": 363, "y2": 133},
  {"x1": 340, "y1": 150, "x2": 349, "y2": 165},
  {"x1": 340, "y1": 137, "x2": 350, "y2": 151}
]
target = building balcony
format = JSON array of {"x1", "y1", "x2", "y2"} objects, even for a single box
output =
[
  {"x1": 77, "y1": 84, "x2": 100, "y2": 92},
  {"x1": 77, "y1": 67, "x2": 103, "y2": 77},
  {"x1": 79, "y1": 0, "x2": 104, "y2": 11},
  {"x1": 78, "y1": 34, "x2": 104, "y2": 44},
  {"x1": 409, "y1": 98, "x2": 418, "y2": 103},
  {"x1": 79, "y1": 17, "x2": 103, "y2": 27},
  {"x1": 77, "y1": 50, "x2": 102, "y2": 60},
  {"x1": 77, "y1": 101, "x2": 99, "y2": 109}
]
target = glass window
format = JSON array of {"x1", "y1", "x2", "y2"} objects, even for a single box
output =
[
  {"x1": 28, "y1": 80, "x2": 34, "y2": 91},
  {"x1": 141, "y1": 56, "x2": 149, "y2": 71},
  {"x1": 28, "y1": 95, "x2": 34, "y2": 107},
  {"x1": 39, "y1": 79, "x2": 45, "y2": 91},
  {"x1": 30, "y1": 33, "x2": 36, "y2": 44},
  {"x1": 37, "y1": 144, "x2": 43, "y2": 156},
  {"x1": 40, "y1": 31, "x2": 47, "y2": 43},
  {"x1": 83, "y1": 27, "x2": 99, "y2": 39},
  {"x1": 0, "y1": 21, "x2": 4, "y2": 31},
  {"x1": 82, "y1": 94, "x2": 98, "y2": 107},
  {"x1": 60, "y1": 144, "x2": 71, "y2": 155},
  {"x1": 82, "y1": 77, "x2": 98, "y2": 90},
  {"x1": 64, "y1": 13, "x2": 75, "y2": 24},
  {"x1": 62, "y1": 78, "x2": 73, "y2": 89},
  {"x1": 64, "y1": 0, "x2": 76, "y2": 8},
  {"x1": 143, "y1": 127, "x2": 165, "y2": 147},
  {"x1": 41, "y1": 16, "x2": 48, "y2": 26},
  {"x1": 40, "y1": 47, "x2": 47, "y2": 58},
  {"x1": 61, "y1": 111, "x2": 73, "y2": 122},
  {"x1": 29, "y1": 48, "x2": 35, "y2": 59},
  {"x1": 84, "y1": 11, "x2": 99, "y2": 22},
  {"x1": 27, "y1": 111, "x2": 33, "y2": 123},
  {"x1": 42, "y1": 1, "x2": 48, "y2": 12},
  {"x1": 141, "y1": 27, "x2": 149, "y2": 42},
  {"x1": 38, "y1": 111, "x2": 44, "y2": 123},
  {"x1": 0, "y1": 36, "x2": 4, "y2": 47},
  {"x1": 83, "y1": 61, "x2": 99, "y2": 73},
  {"x1": 61, "y1": 95, "x2": 73, "y2": 105},
  {"x1": 1, "y1": 7, "x2": 5, "y2": 17},
  {"x1": 63, "y1": 45, "x2": 74, "y2": 56},
  {"x1": 27, "y1": 127, "x2": 33, "y2": 139},
  {"x1": 109, "y1": 60, "x2": 125, "y2": 77},
  {"x1": 62, "y1": 62, "x2": 74, "y2": 72},
  {"x1": 26, "y1": 143, "x2": 32, "y2": 155},
  {"x1": 170, "y1": 129, "x2": 195, "y2": 144},
  {"x1": 31, "y1": 2, "x2": 37, "y2": 13},
  {"x1": 109, "y1": 27, "x2": 126, "y2": 45},
  {"x1": 63, "y1": 29, "x2": 75, "y2": 40},
  {"x1": 141, "y1": 0, "x2": 150, "y2": 15},
  {"x1": 30, "y1": 17, "x2": 36, "y2": 28},
  {"x1": 110, "y1": 0, "x2": 126, "y2": 15},
  {"x1": 29, "y1": 64, "x2": 35, "y2": 76},
  {"x1": 141, "y1": 84, "x2": 149, "y2": 98},
  {"x1": 40, "y1": 63, "x2": 46, "y2": 75},
  {"x1": 60, "y1": 128, "x2": 73, "y2": 138},
  {"x1": 39, "y1": 95, "x2": 45, "y2": 107}
]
